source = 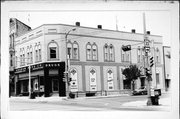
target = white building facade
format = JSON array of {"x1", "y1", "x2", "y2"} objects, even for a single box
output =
[{"x1": 14, "y1": 23, "x2": 164, "y2": 97}]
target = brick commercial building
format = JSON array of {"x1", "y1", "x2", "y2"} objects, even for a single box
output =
[
  {"x1": 9, "y1": 18, "x2": 31, "y2": 96},
  {"x1": 13, "y1": 22, "x2": 165, "y2": 97}
]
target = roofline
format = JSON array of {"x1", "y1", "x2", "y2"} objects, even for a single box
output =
[
  {"x1": 15, "y1": 23, "x2": 163, "y2": 38},
  {"x1": 42, "y1": 23, "x2": 163, "y2": 37},
  {"x1": 10, "y1": 18, "x2": 31, "y2": 29}
]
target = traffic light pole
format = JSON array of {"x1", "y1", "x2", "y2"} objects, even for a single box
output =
[{"x1": 143, "y1": 13, "x2": 152, "y2": 106}]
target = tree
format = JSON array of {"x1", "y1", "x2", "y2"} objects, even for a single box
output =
[{"x1": 122, "y1": 65, "x2": 141, "y2": 91}]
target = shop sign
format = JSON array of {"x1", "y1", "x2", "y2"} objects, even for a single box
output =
[
  {"x1": 107, "y1": 69, "x2": 114, "y2": 90},
  {"x1": 70, "y1": 69, "x2": 78, "y2": 92},
  {"x1": 31, "y1": 63, "x2": 44, "y2": 71},
  {"x1": 89, "y1": 69, "x2": 97, "y2": 91}
]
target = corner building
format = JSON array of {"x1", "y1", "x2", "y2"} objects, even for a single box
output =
[{"x1": 14, "y1": 23, "x2": 164, "y2": 97}]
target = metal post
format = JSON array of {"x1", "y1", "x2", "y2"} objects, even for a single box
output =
[
  {"x1": 29, "y1": 64, "x2": 31, "y2": 98},
  {"x1": 65, "y1": 28, "x2": 76, "y2": 98},
  {"x1": 143, "y1": 13, "x2": 152, "y2": 105}
]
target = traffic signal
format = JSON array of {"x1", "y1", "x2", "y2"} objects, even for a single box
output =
[
  {"x1": 149, "y1": 57, "x2": 154, "y2": 67},
  {"x1": 145, "y1": 68, "x2": 151, "y2": 76},
  {"x1": 122, "y1": 45, "x2": 131, "y2": 51}
]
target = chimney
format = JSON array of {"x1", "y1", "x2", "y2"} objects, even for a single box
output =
[
  {"x1": 97, "y1": 25, "x2": 102, "y2": 29},
  {"x1": 147, "y1": 31, "x2": 150, "y2": 35},
  {"x1": 75, "y1": 22, "x2": 80, "y2": 26},
  {"x1": 131, "y1": 29, "x2": 136, "y2": 33}
]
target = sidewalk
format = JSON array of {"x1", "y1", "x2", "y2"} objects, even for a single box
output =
[
  {"x1": 9, "y1": 94, "x2": 130, "y2": 102},
  {"x1": 122, "y1": 96, "x2": 171, "y2": 111}
]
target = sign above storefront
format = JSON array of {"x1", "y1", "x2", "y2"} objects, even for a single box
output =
[{"x1": 15, "y1": 62, "x2": 65, "y2": 74}]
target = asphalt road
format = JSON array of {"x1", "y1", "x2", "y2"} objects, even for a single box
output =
[{"x1": 10, "y1": 95, "x2": 162, "y2": 111}]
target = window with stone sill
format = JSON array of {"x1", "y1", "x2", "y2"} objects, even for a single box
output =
[
  {"x1": 48, "y1": 41, "x2": 59, "y2": 60},
  {"x1": 86, "y1": 43, "x2": 92, "y2": 61}
]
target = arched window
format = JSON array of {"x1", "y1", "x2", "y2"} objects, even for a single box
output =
[
  {"x1": 38, "y1": 42, "x2": 41, "y2": 61},
  {"x1": 109, "y1": 44, "x2": 114, "y2": 61},
  {"x1": 30, "y1": 45, "x2": 33, "y2": 63},
  {"x1": 104, "y1": 44, "x2": 109, "y2": 61},
  {"x1": 48, "y1": 41, "x2": 59, "y2": 60},
  {"x1": 35, "y1": 43, "x2": 38, "y2": 62},
  {"x1": 67, "y1": 41, "x2": 72, "y2": 59},
  {"x1": 72, "y1": 41, "x2": 79, "y2": 60},
  {"x1": 22, "y1": 48, "x2": 25, "y2": 66},
  {"x1": 20, "y1": 48, "x2": 22, "y2": 66},
  {"x1": 27, "y1": 46, "x2": 30, "y2": 64},
  {"x1": 92, "y1": 43, "x2": 98, "y2": 61},
  {"x1": 86, "y1": 42, "x2": 92, "y2": 60}
]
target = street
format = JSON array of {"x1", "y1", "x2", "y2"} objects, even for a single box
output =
[{"x1": 10, "y1": 94, "x2": 170, "y2": 111}]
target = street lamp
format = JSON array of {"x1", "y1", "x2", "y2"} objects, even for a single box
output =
[{"x1": 65, "y1": 28, "x2": 76, "y2": 97}]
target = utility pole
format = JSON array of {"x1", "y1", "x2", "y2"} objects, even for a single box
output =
[
  {"x1": 65, "y1": 28, "x2": 76, "y2": 98},
  {"x1": 143, "y1": 13, "x2": 153, "y2": 106}
]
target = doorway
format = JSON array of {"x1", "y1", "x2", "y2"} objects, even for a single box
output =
[{"x1": 52, "y1": 79, "x2": 59, "y2": 92}]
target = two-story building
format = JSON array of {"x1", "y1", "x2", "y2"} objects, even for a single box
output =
[{"x1": 14, "y1": 22, "x2": 164, "y2": 97}]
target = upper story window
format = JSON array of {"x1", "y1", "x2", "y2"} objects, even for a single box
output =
[
  {"x1": 35, "y1": 43, "x2": 38, "y2": 62},
  {"x1": 104, "y1": 44, "x2": 115, "y2": 62},
  {"x1": 48, "y1": 41, "x2": 59, "y2": 60},
  {"x1": 104, "y1": 44, "x2": 109, "y2": 61},
  {"x1": 27, "y1": 46, "x2": 30, "y2": 64},
  {"x1": 121, "y1": 45, "x2": 130, "y2": 62},
  {"x1": 67, "y1": 41, "x2": 79, "y2": 60},
  {"x1": 109, "y1": 44, "x2": 115, "y2": 61},
  {"x1": 156, "y1": 48, "x2": 160, "y2": 63},
  {"x1": 86, "y1": 42, "x2": 98, "y2": 61},
  {"x1": 72, "y1": 41, "x2": 79, "y2": 60},
  {"x1": 92, "y1": 43, "x2": 98, "y2": 61},
  {"x1": 22, "y1": 48, "x2": 25, "y2": 66},
  {"x1": 67, "y1": 41, "x2": 72, "y2": 59},
  {"x1": 30, "y1": 45, "x2": 33, "y2": 64},
  {"x1": 38, "y1": 42, "x2": 42, "y2": 61},
  {"x1": 86, "y1": 42, "x2": 92, "y2": 61}
]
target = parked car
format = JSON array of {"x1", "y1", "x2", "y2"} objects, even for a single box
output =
[{"x1": 132, "y1": 86, "x2": 147, "y2": 95}]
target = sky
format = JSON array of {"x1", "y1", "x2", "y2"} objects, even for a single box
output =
[{"x1": 9, "y1": 10, "x2": 171, "y2": 46}]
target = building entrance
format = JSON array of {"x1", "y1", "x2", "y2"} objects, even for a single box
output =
[{"x1": 52, "y1": 79, "x2": 59, "y2": 92}]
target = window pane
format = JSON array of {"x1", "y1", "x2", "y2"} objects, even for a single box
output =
[
  {"x1": 50, "y1": 47, "x2": 56, "y2": 58},
  {"x1": 73, "y1": 48, "x2": 78, "y2": 59}
]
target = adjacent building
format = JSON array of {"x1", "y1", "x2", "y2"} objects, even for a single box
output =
[
  {"x1": 13, "y1": 22, "x2": 165, "y2": 97},
  {"x1": 9, "y1": 18, "x2": 31, "y2": 96}
]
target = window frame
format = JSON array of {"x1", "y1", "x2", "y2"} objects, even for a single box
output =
[
  {"x1": 72, "y1": 41, "x2": 79, "y2": 60},
  {"x1": 86, "y1": 42, "x2": 92, "y2": 61},
  {"x1": 92, "y1": 43, "x2": 98, "y2": 61},
  {"x1": 104, "y1": 44, "x2": 109, "y2": 62},
  {"x1": 109, "y1": 44, "x2": 115, "y2": 62},
  {"x1": 47, "y1": 41, "x2": 59, "y2": 61}
]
